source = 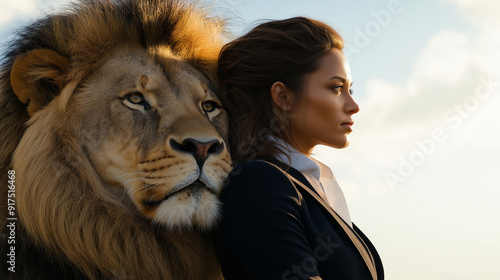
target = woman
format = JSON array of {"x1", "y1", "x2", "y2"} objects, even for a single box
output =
[{"x1": 215, "y1": 17, "x2": 384, "y2": 280}]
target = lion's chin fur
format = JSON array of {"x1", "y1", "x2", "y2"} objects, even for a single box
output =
[{"x1": 154, "y1": 190, "x2": 222, "y2": 230}]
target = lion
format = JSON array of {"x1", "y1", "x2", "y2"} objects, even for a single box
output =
[{"x1": 0, "y1": 0, "x2": 233, "y2": 279}]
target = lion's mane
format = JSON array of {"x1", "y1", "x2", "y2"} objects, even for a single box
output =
[{"x1": 0, "y1": 0, "x2": 225, "y2": 279}]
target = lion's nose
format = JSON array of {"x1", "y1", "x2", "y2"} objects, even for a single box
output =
[{"x1": 170, "y1": 138, "x2": 223, "y2": 167}]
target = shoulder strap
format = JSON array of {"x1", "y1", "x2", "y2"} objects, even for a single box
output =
[{"x1": 258, "y1": 160, "x2": 378, "y2": 280}]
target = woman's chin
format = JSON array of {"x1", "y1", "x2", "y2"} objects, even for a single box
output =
[{"x1": 321, "y1": 137, "x2": 349, "y2": 149}]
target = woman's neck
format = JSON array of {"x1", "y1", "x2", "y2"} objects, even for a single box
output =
[{"x1": 288, "y1": 138, "x2": 315, "y2": 157}]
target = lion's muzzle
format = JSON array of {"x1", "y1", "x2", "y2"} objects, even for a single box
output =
[{"x1": 170, "y1": 138, "x2": 224, "y2": 167}]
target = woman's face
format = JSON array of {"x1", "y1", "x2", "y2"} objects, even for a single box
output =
[{"x1": 289, "y1": 48, "x2": 360, "y2": 153}]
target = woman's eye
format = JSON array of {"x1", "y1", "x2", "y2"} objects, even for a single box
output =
[
  {"x1": 122, "y1": 92, "x2": 151, "y2": 110},
  {"x1": 330, "y1": 85, "x2": 354, "y2": 95},
  {"x1": 330, "y1": 86, "x2": 342, "y2": 94},
  {"x1": 202, "y1": 101, "x2": 217, "y2": 113}
]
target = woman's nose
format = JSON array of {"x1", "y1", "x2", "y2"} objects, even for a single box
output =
[{"x1": 346, "y1": 95, "x2": 360, "y2": 115}]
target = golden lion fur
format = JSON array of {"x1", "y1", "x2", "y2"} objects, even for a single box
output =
[{"x1": 0, "y1": 0, "x2": 230, "y2": 279}]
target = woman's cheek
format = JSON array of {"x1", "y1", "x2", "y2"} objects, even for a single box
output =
[{"x1": 312, "y1": 94, "x2": 336, "y2": 127}]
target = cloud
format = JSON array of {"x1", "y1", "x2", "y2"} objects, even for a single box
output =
[
  {"x1": 444, "y1": 0, "x2": 500, "y2": 25},
  {"x1": 0, "y1": 0, "x2": 73, "y2": 57},
  {"x1": 0, "y1": 1, "x2": 37, "y2": 26},
  {"x1": 0, "y1": 0, "x2": 70, "y2": 28}
]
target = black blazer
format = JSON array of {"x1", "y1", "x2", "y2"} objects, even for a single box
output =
[{"x1": 215, "y1": 160, "x2": 384, "y2": 280}]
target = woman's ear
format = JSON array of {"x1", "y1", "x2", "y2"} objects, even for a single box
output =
[
  {"x1": 270, "y1": 81, "x2": 295, "y2": 111},
  {"x1": 10, "y1": 49, "x2": 70, "y2": 116}
]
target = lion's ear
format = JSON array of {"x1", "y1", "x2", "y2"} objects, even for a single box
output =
[{"x1": 10, "y1": 49, "x2": 70, "y2": 116}]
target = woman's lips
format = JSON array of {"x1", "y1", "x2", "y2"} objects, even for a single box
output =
[{"x1": 341, "y1": 121, "x2": 354, "y2": 131}]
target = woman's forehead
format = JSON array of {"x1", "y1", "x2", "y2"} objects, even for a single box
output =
[{"x1": 313, "y1": 49, "x2": 352, "y2": 83}]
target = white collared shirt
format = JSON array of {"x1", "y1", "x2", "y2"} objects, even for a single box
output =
[{"x1": 269, "y1": 136, "x2": 353, "y2": 227}]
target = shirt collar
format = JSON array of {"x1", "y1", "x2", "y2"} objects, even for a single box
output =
[{"x1": 266, "y1": 135, "x2": 321, "y2": 181}]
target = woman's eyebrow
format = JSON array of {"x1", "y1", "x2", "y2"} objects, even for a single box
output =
[{"x1": 329, "y1": 76, "x2": 353, "y2": 86}]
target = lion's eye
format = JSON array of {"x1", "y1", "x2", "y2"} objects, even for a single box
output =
[
  {"x1": 127, "y1": 92, "x2": 143, "y2": 104},
  {"x1": 202, "y1": 101, "x2": 217, "y2": 113},
  {"x1": 122, "y1": 92, "x2": 151, "y2": 110}
]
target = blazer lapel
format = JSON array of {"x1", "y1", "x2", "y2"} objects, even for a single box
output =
[
  {"x1": 287, "y1": 167, "x2": 323, "y2": 196},
  {"x1": 262, "y1": 161, "x2": 379, "y2": 280}
]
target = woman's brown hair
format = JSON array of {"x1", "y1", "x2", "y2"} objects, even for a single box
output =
[{"x1": 218, "y1": 17, "x2": 344, "y2": 164}]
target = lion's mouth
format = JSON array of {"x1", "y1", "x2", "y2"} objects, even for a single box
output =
[{"x1": 142, "y1": 180, "x2": 212, "y2": 208}]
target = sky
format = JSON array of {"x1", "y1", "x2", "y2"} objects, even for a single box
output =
[{"x1": 1, "y1": 0, "x2": 499, "y2": 279}]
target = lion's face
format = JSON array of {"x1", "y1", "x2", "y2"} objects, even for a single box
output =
[
  {"x1": 3, "y1": 1, "x2": 228, "y2": 278},
  {"x1": 72, "y1": 47, "x2": 232, "y2": 229}
]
